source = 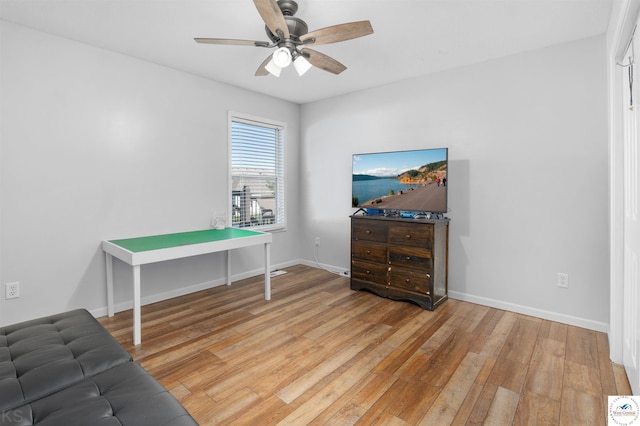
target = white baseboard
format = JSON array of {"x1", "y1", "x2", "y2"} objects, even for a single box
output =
[
  {"x1": 298, "y1": 259, "x2": 350, "y2": 277},
  {"x1": 90, "y1": 258, "x2": 303, "y2": 319},
  {"x1": 448, "y1": 290, "x2": 608, "y2": 333},
  {"x1": 91, "y1": 260, "x2": 606, "y2": 335},
  {"x1": 90, "y1": 278, "x2": 227, "y2": 319}
]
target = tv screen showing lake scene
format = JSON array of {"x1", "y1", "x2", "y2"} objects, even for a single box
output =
[{"x1": 352, "y1": 148, "x2": 448, "y2": 213}]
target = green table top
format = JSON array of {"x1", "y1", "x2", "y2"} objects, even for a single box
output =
[{"x1": 109, "y1": 228, "x2": 264, "y2": 253}]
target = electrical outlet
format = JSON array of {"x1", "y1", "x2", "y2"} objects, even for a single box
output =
[
  {"x1": 315, "y1": 237, "x2": 320, "y2": 246},
  {"x1": 5, "y1": 282, "x2": 20, "y2": 299},
  {"x1": 557, "y1": 273, "x2": 569, "y2": 289}
]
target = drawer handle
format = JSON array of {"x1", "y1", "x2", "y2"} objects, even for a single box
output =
[
  {"x1": 366, "y1": 250, "x2": 371, "y2": 254},
  {"x1": 426, "y1": 273, "x2": 431, "y2": 278},
  {"x1": 405, "y1": 278, "x2": 411, "y2": 283},
  {"x1": 405, "y1": 256, "x2": 411, "y2": 260},
  {"x1": 366, "y1": 230, "x2": 372, "y2": 234},
  {"x1": 366, "y1": 270, "x2": 371, "y2": 274},
  {"x1": 406, "y1": 234, "x2": 411, "y2": 239}
]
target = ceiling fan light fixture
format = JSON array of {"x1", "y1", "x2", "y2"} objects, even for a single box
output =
[
  {"x1": 195, "y1": 0, "x2": 374, "y2": 79},
  {"x1": 264, "y1": 58, "x2": 283, "y2": 77},
  {"x1": 293, "y1": 55, "x2": 312, "y2": 76},
  {"x1": 272, "y1": 46, "x2": 292, "y2": 68}
]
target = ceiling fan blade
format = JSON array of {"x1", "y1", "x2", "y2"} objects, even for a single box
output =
[
  {"x1": 300, "y1": 21, "x2": 373, "y2": 46},
  {"x1": 194, "y1": 38, "x2": 270, "y2": 47},
  {"x1": 255, "y1": 54, "x2": 272, "y2": 76},
  {"x1": 253, "y1": 0, "x2": 290, "y2": 39},
  {"x1": 303, "y1": 48, "x2": 347, "y2": 75}
]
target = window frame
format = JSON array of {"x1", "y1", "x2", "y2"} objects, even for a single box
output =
[{"x1": 228, "y1": 111, "x2": 286, "y2": 232}]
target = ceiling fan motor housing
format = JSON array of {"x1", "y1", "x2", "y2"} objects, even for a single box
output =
[{"x1": 265, "y1": 0, "x2": 308, "y2": 42}]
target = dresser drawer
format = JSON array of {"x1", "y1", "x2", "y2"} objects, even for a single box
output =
[
  {"x1": 352, "y1": 241, "x2": 387, "y2": 263},
  {"x1": 350, "y1": 215, "x2": 448, "y2": 311},
  {"x1": 388, "y1": 246, "x2": 432, "y2": 270},
  {"x1": 351, "y1": 260, "x2": 388, "y2": 285},
  {"x1": 388, "y1": 268, "x2": 431, "y2": 294},
  {"x1": 388, "y1": 223, "x2": 433, "y2": 248},
  {"x1": 352, "y1": 220, "x2": 388, "y2": 243}
]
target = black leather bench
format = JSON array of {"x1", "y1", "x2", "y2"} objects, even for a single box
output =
[{"x1": 0, "y1": 309, "x2": 197, "y2": 425}]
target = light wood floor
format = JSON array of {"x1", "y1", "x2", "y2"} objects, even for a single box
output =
[{"x1": 99, "y1": 265, "x2": 631, "y2": 425}]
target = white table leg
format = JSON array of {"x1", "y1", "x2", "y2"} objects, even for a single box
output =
[
  {"x1": 105, "y1": 253, "x2": 114, "y2": 317},
  {"x1": 265, "y1": 242, "x2": 271, "y2": 300},
  {"x1": 132, "y1": 265, "x2": 141, "y2": 345},
  {"x1": 226, "y1": 250, "x2": 231, "y2": 286}
]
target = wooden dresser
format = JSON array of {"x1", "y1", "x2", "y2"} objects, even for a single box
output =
[{"x1": 350, "y1": 215, "x2": 449, "y2": 310}]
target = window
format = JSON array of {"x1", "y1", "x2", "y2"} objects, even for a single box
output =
[{"x1": 229, "y1": 112, "x2": 285, "y2": 231}]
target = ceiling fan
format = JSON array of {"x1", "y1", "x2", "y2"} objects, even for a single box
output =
[{"x1": 194, "y1": 0, "x2": 373, "y2": 77}]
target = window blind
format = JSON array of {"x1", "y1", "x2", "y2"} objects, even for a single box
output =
[{"x1": 230, "y1": 117, "x2": 285, "y2": 230}]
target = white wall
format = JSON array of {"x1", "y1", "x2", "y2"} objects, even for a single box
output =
[
  {"x1": 0, "y1": 20, "x2": 611, "y2": 332},
  {"x1": 300, "y1": 35, "x2": 609, "y2": 331},
  {"x1": 0, "y1": 21, "x2": 301, "y2": 325}
]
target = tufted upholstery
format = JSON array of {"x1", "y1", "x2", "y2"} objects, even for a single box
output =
[
  {"x1": 0, "y1": 362, "x2": 196, "y2": 426},
  {"x1": 0, "y1": 309, "x2": 132, "y2": 412},
  {"x1": 0, "y1": 309, "x2": 197, "y2": 425}
]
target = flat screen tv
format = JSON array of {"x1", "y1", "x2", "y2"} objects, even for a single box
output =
[{"x1": 352, "y1": 147, "x2": 448, "y2": 214}]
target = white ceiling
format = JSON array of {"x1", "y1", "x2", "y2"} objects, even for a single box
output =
[{"x1": 0, "y1": 0, "x2": 613, "y2": 104}]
